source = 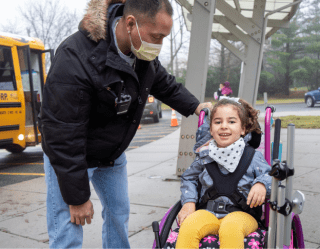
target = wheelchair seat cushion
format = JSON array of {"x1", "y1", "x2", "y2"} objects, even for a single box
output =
[{"x1": 164, "y1": 226, "x2": 266, "y2": 249}]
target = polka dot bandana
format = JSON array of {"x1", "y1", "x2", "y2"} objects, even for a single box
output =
[{"x1": 208, "y1": 137, "x2": 245, "y2": 173}]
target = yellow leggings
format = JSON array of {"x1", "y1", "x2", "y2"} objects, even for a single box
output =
[{"x1": 176, "y1": 210, "x2": 258, "y2": 249}]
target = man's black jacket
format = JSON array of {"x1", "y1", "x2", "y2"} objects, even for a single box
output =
[{"x1": 40, "y1": 2, "x2": 200, "y2": 205}]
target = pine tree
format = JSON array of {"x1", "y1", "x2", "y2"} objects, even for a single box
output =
[
  {"x1": 291, "y1": 0, "x2": 320, "y2": 90},
  {"x1": 266, "y1": 15, "x2": 303, "y2": 96}
]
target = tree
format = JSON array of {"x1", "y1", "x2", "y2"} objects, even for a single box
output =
[
  {"x1": 19, "y1": 0, "x2": 79, "y2": 51},
  {"x1": 292, "y1": 0, "x2": 320, "y2": 89},
  {"x1": 265, "y1": 16, "x2": 303, "y2": 96},
  {"x1": 219, "y1": 44, "x2": 226, "y2": 84},
  {"x1": 0, "y1": 19, "x2": 23, "y2": 34},
  {"x1": 165, "y1": 0, "x2": 189, "y2": 76},
  {"x1": 204, "y1": 40, "x2": 242, "y2": 98}
]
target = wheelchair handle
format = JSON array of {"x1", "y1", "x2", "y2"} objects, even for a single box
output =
[
  {"x1": 265, "y1": 106, "x2": 275, "y2": 165},
  {"x1": 273, "y1": 119, "x2": 281, "y2": 160},
  {"x1": 198, "y1": 108, "x2": 210, "y2": 127}
]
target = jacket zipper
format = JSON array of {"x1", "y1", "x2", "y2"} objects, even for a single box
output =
[
  {"x1": 105, "y1": 86, "x2": 117, "y2": 98},
  {"x1": 80, "y1": 90, "x2": 84, "y2": 100},
  {"x1": 138, "y1": 80, "x2": 145, "y2": 105}
]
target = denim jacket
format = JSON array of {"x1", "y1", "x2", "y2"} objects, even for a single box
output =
[{"x1": 180, "y1": 124, "x2": 272, "y2": 218}]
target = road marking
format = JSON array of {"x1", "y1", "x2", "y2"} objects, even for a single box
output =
[
  {"x1": 0, "y1": 173, "x2": 45, "y2": 176},
  {"x1": 130, "y1": 140, "x2": 157, "y2": 143},
  {"x1": 127, "y1": 146, "x2": 140, "y2": 149},
  {"x1": 134, "y1": 135, "x2": 166, "y2": 138},
  {"x1": 138, "y1": 131, "x2": 177, "y2": 134},
  {"x1": 0, "y1": 163, "x2": 43, "y2": 166}
]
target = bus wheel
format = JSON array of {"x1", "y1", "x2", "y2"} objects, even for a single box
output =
[{"x1": 6, "y1": 144, "x2": 26, "y2": 153}]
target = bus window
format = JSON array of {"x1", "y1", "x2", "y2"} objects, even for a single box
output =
[
  {"x1": 17, "y1": 47, "x2": 42, "y2": 101},
  {"x1": 0, "y1": 46, "x2": 17, "y2": 91}
]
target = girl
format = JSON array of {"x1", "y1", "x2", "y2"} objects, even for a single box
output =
[
  {"x1": 176, "y1": 98, "x2": 271, "y2": 249},
  {"x1": 221, "y1": 81, "x2": 233, "y2": 97},
  {"x1": 215, "y1": 82, "x2": 233, "y2": 100}
]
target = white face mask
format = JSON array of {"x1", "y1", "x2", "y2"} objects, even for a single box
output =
[{"x1": 129, "y1": 19, "x2": 162, "y2": 61}]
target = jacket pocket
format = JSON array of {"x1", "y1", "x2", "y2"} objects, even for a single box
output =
[
  {"x1": 46, "y1": 83, "x2": 82, "y2": 123},
  {"x1": 95, "y1": 86, "x2": 117, "y2": 118}
]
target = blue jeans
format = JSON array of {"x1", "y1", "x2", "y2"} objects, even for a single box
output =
[{"x1": 44, "y1": 153, "x2": 130, "y2": 249}]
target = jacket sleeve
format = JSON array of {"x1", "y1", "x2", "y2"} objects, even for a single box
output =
[
  {"x1": 180, "y1": 157, "x2": 204, "y2": 205},
  {"x1": 150, "y1": 58, "x2": 200, "y2": 117},
  {"x1": 40, "y1": 47, "x2": 93, "y2": 205},
  {"x1": 251, "y1": 151, "x2": 272, "y2": 198}
]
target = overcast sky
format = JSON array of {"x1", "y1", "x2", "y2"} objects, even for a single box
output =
[
  {"x1": 0, "y1": 0, "x2": 189, "y2": 65},
  {"x1": 0, "y1": 0, "x2": 90, "y2": 24}
]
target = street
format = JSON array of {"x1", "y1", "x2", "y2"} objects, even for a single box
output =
[{"x1": 0, "y1": 111, "x2": 180, "y2": 187}]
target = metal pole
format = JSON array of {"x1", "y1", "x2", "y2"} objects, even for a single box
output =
[
  {"x1": 264, "y1": 92, "x2": 268, "y2": 111},
  {"x1": 267, "y1": 176, "x2": 279, "y2": 248},
  {"x1": 284, "y1": 124, "x2": 295, "y2": 245},
  {"x1": 276, "y1": 185, "x2": 286, "y2": 249},
  {"x1": 176, "y1": 0, "x2": 216, "y2": 175},
  {"x1": 267, "y1": 113, "x2": 281, "y2": 249}
]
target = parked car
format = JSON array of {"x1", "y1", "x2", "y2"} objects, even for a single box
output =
[
  {"x1": 142, "y1": 95, "x2": 162, "y2": 123},
  {"x1": 305, "y1": 87, "x2": 320, "y2": 107}
]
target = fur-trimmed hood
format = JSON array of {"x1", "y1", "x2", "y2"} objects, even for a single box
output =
[{"x1": 80, "y1": 0, "x2": 126, "y2": 42}]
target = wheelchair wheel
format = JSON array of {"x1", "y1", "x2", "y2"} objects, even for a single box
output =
[
  {"x1": 292, "y1": 221, "x2": 299, "y2": 248},
  {"x1": 291, "y1": 214, "x2": 305, "y2": 249},
  {"x1": 159, "y1": 201, "x2": 182, "y2": 247}
]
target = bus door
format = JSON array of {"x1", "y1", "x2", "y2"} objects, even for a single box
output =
[
  {"x1": 0, "y1": 46, "x2": 25, "y2": 152},
  {"x1": 17, "y1": 46, "x2": 53, "y2": 147},
  {"x1": 37, "y1": 49, "x2": 54, "y2": 96}
]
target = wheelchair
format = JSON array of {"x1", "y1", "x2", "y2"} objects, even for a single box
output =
[{"x1": 152, "y1": 106, "x2": 306, "y2": 249}]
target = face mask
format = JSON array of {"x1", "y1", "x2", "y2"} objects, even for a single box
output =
[{"x1": 129, "y1": 19, "x2": 162, "y2": 61}]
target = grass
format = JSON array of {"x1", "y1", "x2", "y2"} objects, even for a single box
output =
[
  {"x1": 255, "y1": 98, "x2": 304, "y2": 105},
  {"x1": 274, "y1": 116, "x2": 320, "y2": 129},
  {"x1": 290, "y1": 86, "x2": 309, "y2": 91}
]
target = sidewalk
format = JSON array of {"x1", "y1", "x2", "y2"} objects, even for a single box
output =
[{"x1": 1, "y1": 110, "x2": 320, "y2": 248}]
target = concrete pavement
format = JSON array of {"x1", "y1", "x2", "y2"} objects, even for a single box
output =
[{"x1": 1, "y1": 110, "x2": 320, "y2": 248}]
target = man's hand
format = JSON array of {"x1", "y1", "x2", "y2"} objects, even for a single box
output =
[
  {"x1": 69, "y1": 199, "x2": 94, "y2": 226},
  {"x1": 195, "y1": 102, "x2": 213, "y2": 116},
  {"x1": 177, "y1": 202, "x2": 196, "y2": 225},
  {"x1": 247, "y1": 183, "x2": 267, "y2": 208}
]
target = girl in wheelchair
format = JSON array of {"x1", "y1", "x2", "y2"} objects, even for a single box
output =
[{"x1": 176, "y1": 97, "x2": 272, "y2": 249}]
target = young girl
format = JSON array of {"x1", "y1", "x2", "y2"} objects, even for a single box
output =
[
  {"x1": 176, "y1": 98, "x2": 272, "y2": 249},
  {"x1": 215, "y1": 82, "x2": 233, "y2": 100}
]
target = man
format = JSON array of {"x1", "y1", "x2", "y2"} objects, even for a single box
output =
[{"x1": 40, "y1": 0, "x2": 212, "y2": 248}]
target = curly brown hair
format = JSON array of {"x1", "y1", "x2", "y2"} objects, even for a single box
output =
[{"x1": 209, "y1": 98, "x2": 261, "y2": 136}]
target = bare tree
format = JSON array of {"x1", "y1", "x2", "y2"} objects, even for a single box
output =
[
  {"x1": 0, "y1": 19, "x2": 23, "y2": 34},
  {"x1": 19, "y1": 0, "x2": 80, "y2": 51},
  {"x1": 166, "y1": 0, "x2": 189, "y2": 76},
  {"x1": 209, "y1": 40, "x2": 243, "y2": 81}
]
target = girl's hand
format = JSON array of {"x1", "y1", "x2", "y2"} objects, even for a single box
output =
[
  {"x1": 177, "y1": 202, "x2": 196, "y2": 225},
  {"x1": 247, "y1": 183, "x2": 266, "y2": 208}
]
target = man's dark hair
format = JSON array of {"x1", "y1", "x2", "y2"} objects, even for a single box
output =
[{"x1": 124, "y1": 0, "x2": 173, "y2": 22}]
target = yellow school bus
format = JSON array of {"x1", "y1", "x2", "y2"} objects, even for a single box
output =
[{"x1": 0, "y1": 32, "x2": 53, "y2": 153}]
